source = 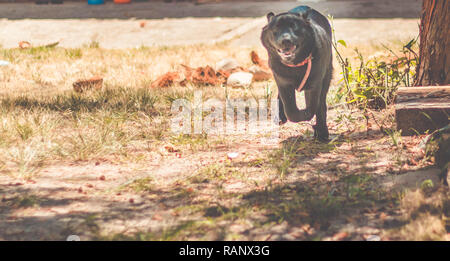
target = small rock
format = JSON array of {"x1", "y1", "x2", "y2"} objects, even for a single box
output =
[
  {"x1": 227, "y1": 72, "x2": 253, "y2": 87},
  {"x1": 366, "y1": 235, "x2": 381, "y2": 241},
  {"x1": 99, "y1": 175, "x2": 106, "y2": 181},
  {"x1": 216, "y1": 58, "x2": 239, "y2": 71},
  {"x1": 227, "y1": 152, "x2": 239, "y2": 160},
  {"x1": 0, "y1": 60, "x2": 10, "y2": 66}
]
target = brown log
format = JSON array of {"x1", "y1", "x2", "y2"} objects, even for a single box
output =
[
  {"x1": 414, "y1": 0, "x2": 450, "y2": 86},
  {"x1": 395, "y1": 86, "x2": 450, "y2": 102},
  {"x1": 395, "y1": 86, "x2": 450, "y2": 136}
]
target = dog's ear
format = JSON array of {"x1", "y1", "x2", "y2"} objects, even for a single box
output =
[{"x1": 266, "y1": 12, "x2": 275, "y2": 22}]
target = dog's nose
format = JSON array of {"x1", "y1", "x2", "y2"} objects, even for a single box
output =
[
  {"x1": 281, "y1": 39, "x2": 293, "y2": 47},
  {"x1": 281, "y1": 33, "x2": 293, "y2": 46}
]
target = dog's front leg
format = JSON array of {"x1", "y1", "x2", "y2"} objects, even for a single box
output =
[
  {"x1": 278, "y1": 94, "x2": 288, "y2": 125},
  {"x1": 278, "y1": 85, "x2": 320, "y2": 123}
]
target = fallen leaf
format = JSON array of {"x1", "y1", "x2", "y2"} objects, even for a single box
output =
[
  {"x1": 73, "y1": 76, "x2": 103, "y2": 93},
  {"x1": 164, "y1": 145, "x2": 180, "y2": 153},
  {"x1": 332, "y1": 232, "x2": 349, "y2": 241},
  {"x1": 152, "y1": 213, "x2": 163, "y2": 220},
  {"x1": 19, "y1": 41, "x2": 31, "y2": 49},
  {"x1": 191, "y1": 66, "x2": 222, "y2": 86},
  {"x1": 150, "y1": 72, "x2": 182, "y2": 88},
  {"x1": 250, "y1": 51, "x2": 269, "y2": 70}
]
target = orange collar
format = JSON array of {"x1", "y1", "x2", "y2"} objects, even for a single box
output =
[
  {"x1": 281, "y1": 54, "x2": 312, "y2": 92},
  {"x1": 281, "y1": 53, "x2": 312, "y2": 68}
]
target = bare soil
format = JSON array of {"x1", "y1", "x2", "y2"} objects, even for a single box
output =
[{"x1": 0, "y1": 1, "x2": 448, "y2": 242}]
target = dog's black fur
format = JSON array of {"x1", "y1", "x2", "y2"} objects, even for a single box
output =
[{"x1": 261, "y1": 6, "x2": 333, "y2": 141}]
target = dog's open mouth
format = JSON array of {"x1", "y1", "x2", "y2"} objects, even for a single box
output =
[{"x1": 277, "y1": 45, "x2": 297, "y2": 59}]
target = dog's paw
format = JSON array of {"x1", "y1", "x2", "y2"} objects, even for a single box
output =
[{"x1": 313, "y1": 125, "x2": 329, "y2": 143}]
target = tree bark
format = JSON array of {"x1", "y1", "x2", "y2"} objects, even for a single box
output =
[{"x1": 414, "y1": 0, "x2": 449, "y2": 86}]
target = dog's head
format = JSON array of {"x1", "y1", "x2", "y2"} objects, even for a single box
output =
[{"x1": 262, "y1": 11, "x2": 314, "y2": 64}]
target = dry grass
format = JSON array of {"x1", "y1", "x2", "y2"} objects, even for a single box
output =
[
  {"x1": 385, "y1": 188, "x2": 450, "y2": 240},
  {"x1": 0, "y1": 42, "x2": 275, "y2": 179},
  {"x1": 1, "y1": 38, "x2": 448, "y2": 241}
]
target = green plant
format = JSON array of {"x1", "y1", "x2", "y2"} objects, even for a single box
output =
[
  {"x1": 126, "y1": 177, "x2": 154, "y2": 193},
  {"x1": 329, "y1": 15, "x2": 418, "y2": 111}
]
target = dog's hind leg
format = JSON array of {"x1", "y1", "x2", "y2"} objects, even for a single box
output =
[{"x1": 313, "y1": 66, "x2": 332, "y2": 141}]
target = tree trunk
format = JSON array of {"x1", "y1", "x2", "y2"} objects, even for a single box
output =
[{"x1": 414, "y1": 0, "x2": 449, "y2": 86}]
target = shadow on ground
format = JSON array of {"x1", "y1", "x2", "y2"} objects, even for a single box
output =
[{"x1": 1, "y1": 129, "x2": 445, "y2": 241}]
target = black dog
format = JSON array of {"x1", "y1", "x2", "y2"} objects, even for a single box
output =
[{"x1": 261, "y1": 6, "x2": 333, "y2": 141}]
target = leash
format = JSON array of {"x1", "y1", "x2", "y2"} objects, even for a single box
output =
[{"x1": 281, "y1": 53, "x2": 312, "y2": 92}]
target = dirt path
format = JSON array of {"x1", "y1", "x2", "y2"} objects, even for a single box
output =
[
  {"x1": 0, "y1": 18, "x2": 419, "y2": 49},
  {"x1": 0, "y1": 0, "x2": 420, "y2": 48},
  {"x1": 0, "y1": 1, "x2": 421, "y2": 19},
  {"x1": 0, "y1": 106, "x2": 444, "y2": 240}
]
